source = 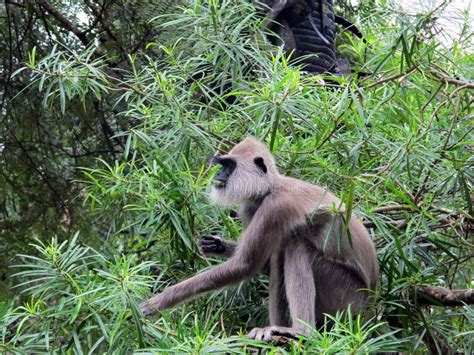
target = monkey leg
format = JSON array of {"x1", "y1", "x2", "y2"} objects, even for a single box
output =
[
  {"x1": 268, "y1": 251, "x2": 289, "y2": 326},
  {"x1": 248, "y1": 243, "x2": 315, "y2": 342},
  {"x1": 197, "y1": 235, "x2": 237, "y2": 258},
  {"x1": 313, "y1": 257, "x2": 368, "y2": 324},
  {"x1": 283, "y1": 242, "x2": 315, "y2": 334}
]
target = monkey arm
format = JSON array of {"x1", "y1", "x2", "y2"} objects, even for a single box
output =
[
  {"x1": 141, "y1": 235, "x2": 277, "y2": 314},
  {"x1": 198, "y1": 235, "x2": 273, "y2": 274},
  {"x1": 141, "y1": 198, "x2": 288, "y2": 315},
  {"x1": 141, "y1": 260, "x2": 256, "y2": 315}
]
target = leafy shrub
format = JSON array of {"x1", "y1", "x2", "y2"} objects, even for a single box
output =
[{"x1": 2, "y1": 0, "x2": 472, "y2": 353}]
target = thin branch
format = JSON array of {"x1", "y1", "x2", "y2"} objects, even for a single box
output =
[
  {"x1": 366, "y1": 65, "x2": 417, "y2": 89},
  {"x1": 3, "y1": 141, "x2": 118, "y2": 158},
  {"x1": 140, "y1": 319, "x2": 177, "y2": 337},
  {"x1": 371, "y1": 204, "x2": 413, "y2": 214},
  {"x1": 81, "y1": 1, "x2": 106, "y2": 35},
  {"x1": 4, "y1": 124, "x2": 69, "y2": 213},
  {"x1": 83, "y1": 0, "x2": 126, "y2": 57},
  {"x1": 431, "y1": 71, "x2": 474, "y2": 89},
  {"x1": 363, "y1": 219, "x2": 407, "y2": 229}
]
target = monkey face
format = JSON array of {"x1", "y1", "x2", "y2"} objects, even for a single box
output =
[
  {"x1": 211, "y1": 156, "x2": 237, "y2": 190},
  {"x1": 210, "y1": 141, "x2": 275, "y2": 207}
]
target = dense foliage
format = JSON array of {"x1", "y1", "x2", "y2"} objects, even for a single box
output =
[{"x1": 1, "y1": 0, "x2": 472, "y2": 353}]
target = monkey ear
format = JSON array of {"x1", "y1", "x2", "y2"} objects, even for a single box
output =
[{"x1": 253, "y1": 157, "x2": 267, "y2": 173}]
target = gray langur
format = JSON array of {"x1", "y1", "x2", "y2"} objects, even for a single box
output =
[{"x1": 141, "y1": 137, "x2": 379, "y2": 341}]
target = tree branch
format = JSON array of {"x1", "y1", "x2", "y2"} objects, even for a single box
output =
[
  {"x1": 415, "y1": 286, "x2": 474, "y2": 306},
  {"x1": 36, "y1": 0, "x2": 90, "y2": 46}
]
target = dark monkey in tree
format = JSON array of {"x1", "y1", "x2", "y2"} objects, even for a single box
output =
[
  {"x1": 254, "y1": 0, "x2": 337, "y2": 73},
  {"x1": 141, "y1": 138, "x2": 379, "y2": 341}
]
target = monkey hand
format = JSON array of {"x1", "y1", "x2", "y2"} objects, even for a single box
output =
[
  {"x1": 140, "y1": 300, "x2": 157, "y2": 316},
  {"x1": 248, "y1": 326, "x2": 307, "y2": 342},
  {"x1": 198, "y1": 235, "x2": 226, "y2": 256},
  {"x1": 140, "y1": 291, "x2": 171, "y2": 316}
]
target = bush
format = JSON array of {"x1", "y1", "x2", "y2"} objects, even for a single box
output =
[{"x1": 2, "y1": 0, "x2": 472, "y2": 353}]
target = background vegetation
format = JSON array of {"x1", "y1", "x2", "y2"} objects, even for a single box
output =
[{"x1": 1, "y1": 0, "x2": 472, "y2": 353}]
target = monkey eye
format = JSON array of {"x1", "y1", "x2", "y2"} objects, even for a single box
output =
[
  {"x1": 254, "y1": 157, "x2": 267, "y2": 174},
  {"x1": 212, "y1": 156, "x2": 236, "y2": 168}
]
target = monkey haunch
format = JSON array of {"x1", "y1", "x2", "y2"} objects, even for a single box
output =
[{"x1": 141, "y1": 138, "x2": 379, "y2": 341}]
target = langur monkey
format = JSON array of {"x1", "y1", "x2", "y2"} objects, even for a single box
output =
[{"x1": 141, "y1": 138, "x2": 379, "y2": 341}]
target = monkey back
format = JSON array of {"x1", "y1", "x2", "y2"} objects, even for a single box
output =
[{"x1": 291, "y1": 0, "x2": 336, "y2": 73}]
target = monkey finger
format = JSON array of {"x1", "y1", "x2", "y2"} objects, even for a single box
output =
[
  {"x1": 199, "y1": 235, "x2": 213, "y2": 240},
  {"x1": 261, "y1": 329, "x2": 275, "y2": 342},
  {"x1": 199, "y1": 243, "x2": 222, "y2": 251},
  {"x1": 198, "y1": 241, "x2": 220, "y2": 249},
  {"x1": 200, "y1": 246, "x2": 225, "y2": 254},
  {"x1": 198, "y1": 236, "x2": 224, "y2": 249},
  {"x1": 198, "y1": 237, "x2": 215, "y2": 244},
  {"x1": 198, "y1": 239, "x2": 219, "y2": 246},
  {"x1": 248, "y1": 326, "x2": 299, "y2": 342},
  {"x1": 198, "y1": 243, "x2": 225, "y2": 255}
]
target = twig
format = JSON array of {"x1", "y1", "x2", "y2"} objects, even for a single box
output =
[
  {"x1": 363, "y1": 219, "x2": 407, "y2": 229},
  {"x1": 370, "y1": 204, "x2": 413, "y2": 213},
  {"x1": 140, "y1": 319, "x2": 177, "y2": 337},
  {"x1": 366, "y1": 66, "x2": 417, "y2": 89}
]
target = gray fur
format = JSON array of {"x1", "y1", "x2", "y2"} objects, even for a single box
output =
[{"x1": 141, "y1": 138, "x2": 379, "y2": 341}]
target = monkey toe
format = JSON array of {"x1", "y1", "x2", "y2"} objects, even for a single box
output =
[
  {"x1": 247, "y1": 326, "x2": 277, "y2": 342},
  {"x1": 248, "y1": 327, "x2": 266, "y2": 342},
  {"x1": 248, "y1": 326, "x2": 303, "y2": 342}
]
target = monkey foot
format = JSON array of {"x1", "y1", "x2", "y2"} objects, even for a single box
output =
[{"x1": 247, "y1": 326, "x2": 304, "y2": 343}]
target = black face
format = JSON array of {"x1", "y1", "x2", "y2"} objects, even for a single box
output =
[
  {"x1": 212, "y1": 156, "x2": 236, "y2": 189},
  {"x1": 253, "y1": 157, "x2": 267, "y2": 174}
]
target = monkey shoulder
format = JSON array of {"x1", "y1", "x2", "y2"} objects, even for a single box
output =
[
  {"x1": 251, "y1": 192, "x2": 307, "y2": 231},
  {"x1": 275, "y1": 176, "x2": 341, "y2": 210}
]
